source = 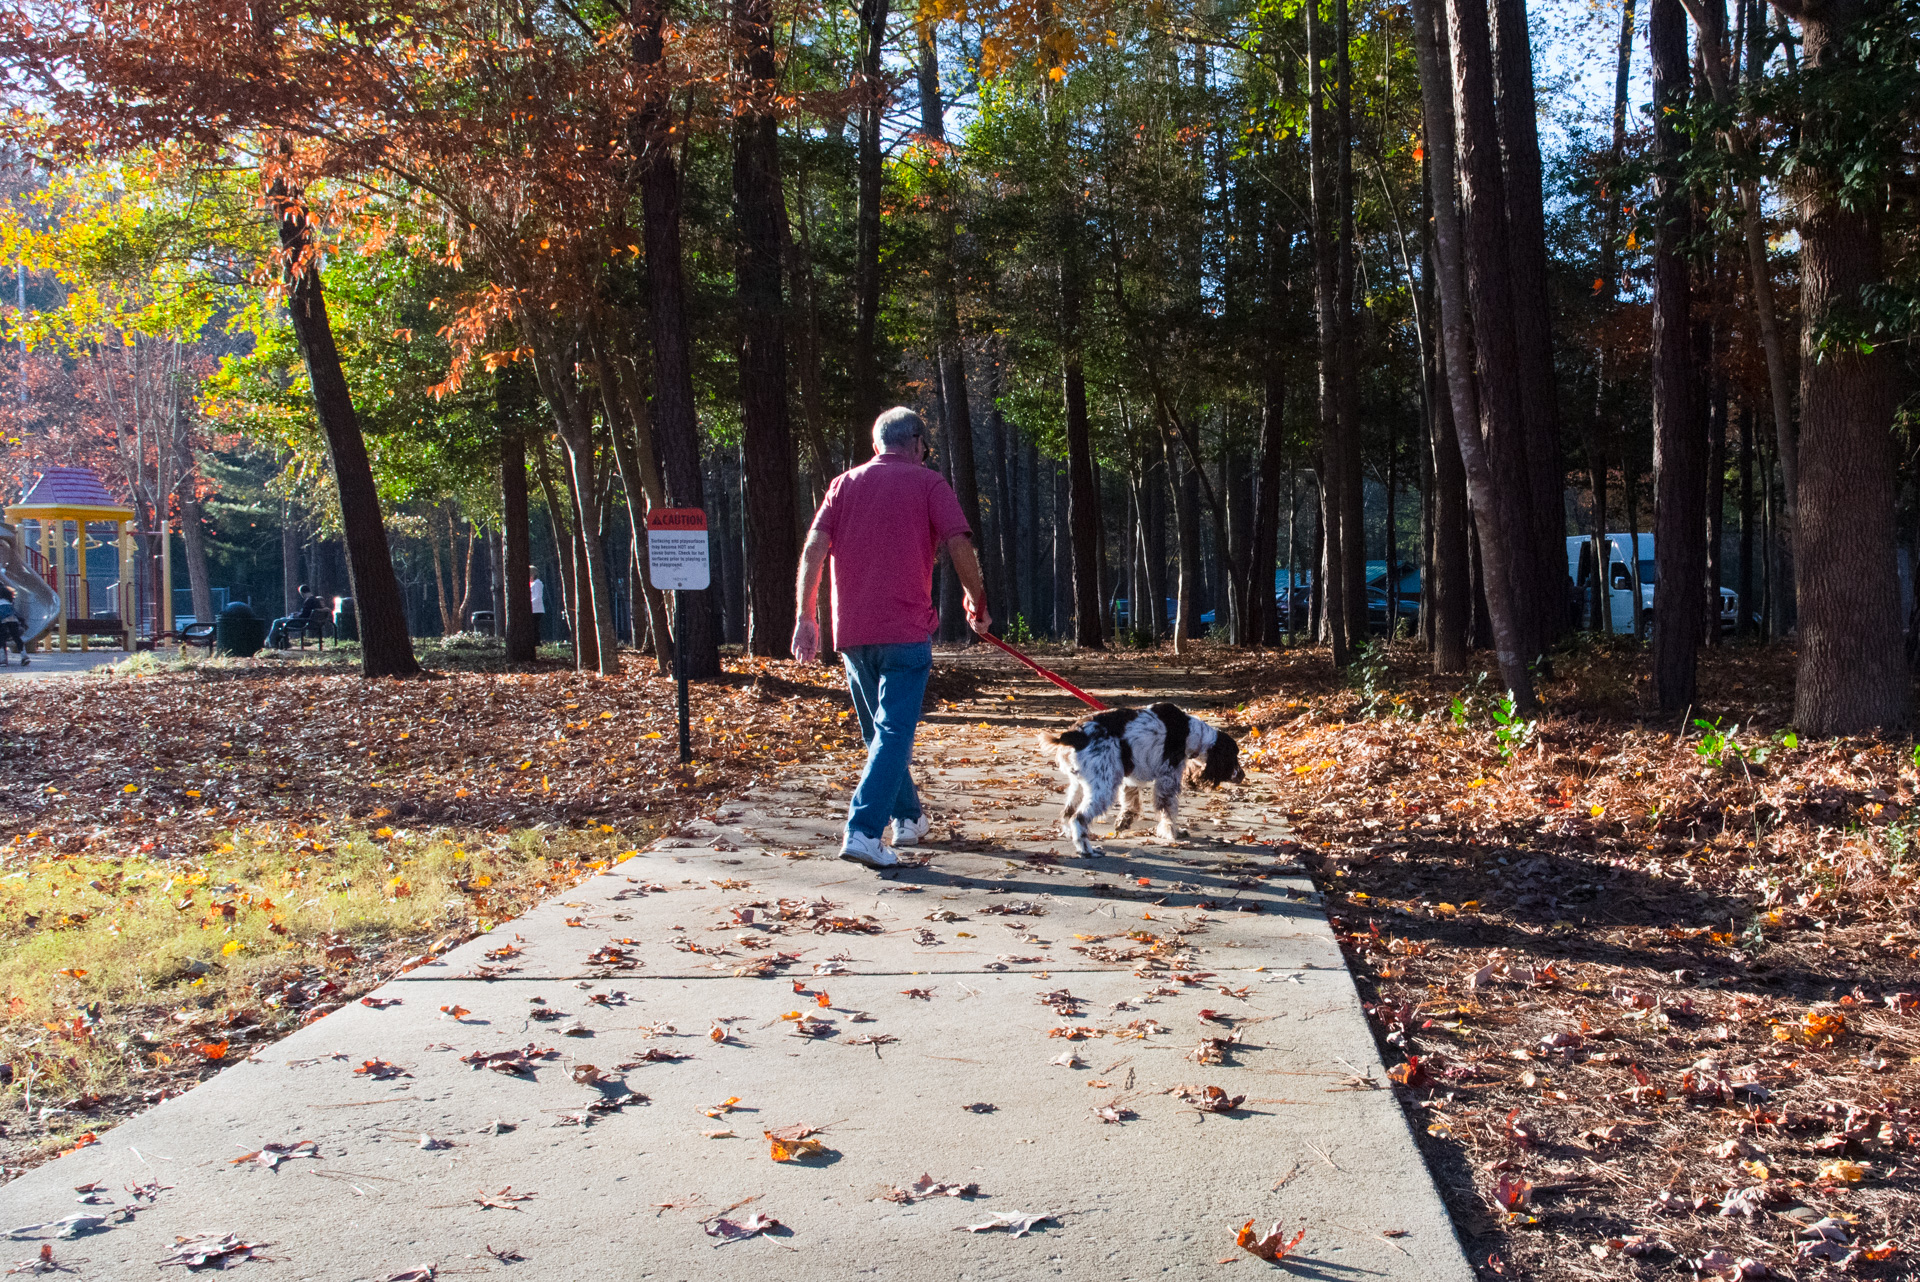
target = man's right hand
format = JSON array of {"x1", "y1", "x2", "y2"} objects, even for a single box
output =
[
  {"x1": 965, "y1": 595, "x2": 992, "y2": 636},
  {"x1": 791, "y1": 617, "x2": 820, "y2": 665}
]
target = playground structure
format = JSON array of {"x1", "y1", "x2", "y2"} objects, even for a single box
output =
[
  {"x1": 3, "y1": 467, "x2": 141, "y2": 652},
  {"x1": 0, "y1": 519, "x2": 61, "y2": 647}
]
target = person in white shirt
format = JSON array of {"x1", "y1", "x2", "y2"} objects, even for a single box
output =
[{"x1": 528, "y1": 566, "x2": 546, "y2": 641}]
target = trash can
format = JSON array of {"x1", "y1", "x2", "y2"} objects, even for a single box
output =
[
  {"x1": 333, "y1": 596, "x2": 358, "y2": 642},
  {"x1": 214, "y1": 602, "x2": 267, "y2": 658}
]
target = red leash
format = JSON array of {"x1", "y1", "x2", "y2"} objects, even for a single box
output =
[{"x1": 971, "y1": 629, "x2": 1110, "y2": 711}]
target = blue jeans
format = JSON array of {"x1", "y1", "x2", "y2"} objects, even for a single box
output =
[{"x1": 841, "y1": 641, "x2": 932, "y2": 840}]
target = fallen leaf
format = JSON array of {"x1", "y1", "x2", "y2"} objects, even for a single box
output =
[
  {"x1": 956, "y1": 1211, "x2": 1056, "y2": 1236},
  {"x1": 1387, "y1": 1056, "x2": 1427, "y2": 1088},
  {"x1": 1236, "y1": 1219, "x2": 1306, "y2": 1261},
  {"x1": 473, "y1": 1187, "x2": 535, "y2": 1210},
  {"x1": 766, "y1": 1131, "x2": 828, "y2": 1162},
  {"x1": 354, "y1": 1059, "x2": 410, "y2": 1080},
  {"x1": 1492, "y1": 1175, "x2": 1533, "y2": 1211},
  {"x1": 155, "y1": 1234, "x2": 266, "y2": 1268},
  {"x1": 704, "y1": 1212, "x2": 781, "y2": 1241},
  {"x1": 229, "y1": 1140, "x2": 319, "y2": 1170}
]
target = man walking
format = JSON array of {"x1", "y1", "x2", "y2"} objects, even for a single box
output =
[
  {"x1": 793, "y1": 407, "x2": 990, "y2": 869},
  {"x1": 529, "y1": 566, "x2": 546, "y2": 643}
]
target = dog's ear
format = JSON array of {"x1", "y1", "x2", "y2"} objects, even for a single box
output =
[{"x1": 1198, "y1": 734, "x2": 1241, "y2": 784}]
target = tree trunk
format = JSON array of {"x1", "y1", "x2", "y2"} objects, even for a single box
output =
[
  {"x1": 501, "y1": 428, "x2": 536, "y2": 664},
  {"x1": 1588, "y1": 0, "x2": 1634, "y2": 636},
  {"x1": 1428, "y1": 334, "x2": 1470, "y2": 671},
  {"x1": 1492, "y1": 0, "x2": 1567, "y2": 644},
  {"x1": 590, "y1": 327, "x2": 674, "y2": 673},
  {"x1": 1738, "y1": 401, "x2": 1756, "y2": 636},
  {"x1": 1021, "y1": 432, "x2": 1042, "y2": 628},
  {"x1": 1778, "y1": 0, "x2": 1908, "y2": 732},
  {"x1": 1052, "y1": 462, "x2": 1071, "y2": 638},
  {"x1": 850, "y1": 0, "x2": 890, "y2": 425},
  {"x1": 180, "y1": 495, "x2": 214, "y2": 628},
  {"x1": 428, "y1": 508, "x2": 456, "y2": 636},
  {"x1": 529, "y1": 343, "x2": 619, "y2": 674},
  {"x1": 271, "y1": 182, "x2": 418, "y2": 678},
  {"x1": 1142, "y1": 434, "x2": 1169, "y2": 640},
  {"x1": 281, "y1": 499, "x2": 301, "y2": 616},
  {"x1": 1416, "y1": 0, "x2": 1536, "y2": 705},
  {"x1": 1650, "y1": 0, "x2": 1705, "y2": 714},
  {"x1": 1249, "y1": 220, "x2": 1290, "y2": 647},
  {"x1": 531, "y1": 437, "x2": 578, "y2": 654},
  {"x1": 1170, "y1": 429, "x2": 1202, "y2": 654},
  {"x1": 1446, "y1": 0, "x2": 1540, "y2": 670},
  {"x1": 733, "y1": 0, "x2": 800, "y2": 658},
  {"x1": 1305, "y1": 0, "x2": 1349, "y2": 665},
  {"x1": 989, "y1": 408, "x2": 1020, "y2": 632},
  {"x1": 1334, "y1": 0, "x2": 1366, "y2": 647},
  {"x1": 1706, "y1": 363, "x2": 1727, "y2": 646},
  {"x1": 1062, "y1": 263, "x2": 1104, "y2": 648},
  {"x1": 634, "y1": 0, "x2": 720, "y2": 680}
]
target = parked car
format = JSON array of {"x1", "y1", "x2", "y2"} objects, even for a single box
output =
[
  {"x1": 1112, "y1": 599, "x2": 1215, "y2": 631},
  {"x1": 1365, "y1": 561, "x2": 1421, "y2": 632},
  {"x1": 1566, "y1": 534, "x2": 1738, "y2": 633}
]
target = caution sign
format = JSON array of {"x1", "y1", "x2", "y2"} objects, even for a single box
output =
[{"x1": 646, "y1": 507, "x2": 710, "y2": 591}]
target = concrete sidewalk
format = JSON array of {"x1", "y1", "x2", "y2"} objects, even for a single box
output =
[{"x1": 0, "y1": 669, "x2": 1470, "y2": 1280}]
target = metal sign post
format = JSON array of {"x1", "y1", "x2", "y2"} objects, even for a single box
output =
[{"x1": 646, "y1": 508, "x2": 711, "y2": 766}]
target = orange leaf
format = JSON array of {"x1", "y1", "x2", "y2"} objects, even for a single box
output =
[
  {"x1": 816, "y1": 992, "x2": 831, "y2": 1007},
  {"x1": 58, "y1": 968, "x2": 88, "y2": 978},
  {"x1": 1236, "y1": 1219, "x2": 1305, "y2": 1260},
  {"x1": 198, "y1": 1040, "x2": 229, "y2": 1061}
]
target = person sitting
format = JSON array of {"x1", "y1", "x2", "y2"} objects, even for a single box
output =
[
  {"x1": 0, "y1": 585, "x2": 26, "y2": 666},
  {"x1": 267, "y1": 585, "x2": 329, "y2": 649}
]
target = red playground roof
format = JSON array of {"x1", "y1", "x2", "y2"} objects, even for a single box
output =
[{"x1": 11, "y1": 467, "x2": 133, "y2": 515}]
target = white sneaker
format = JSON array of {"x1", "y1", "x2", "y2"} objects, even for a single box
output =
[
  {"x1": 890, "y1": 814, "x2": 932, "y2": 847},
  {"x1": 839, "y1": 829, "x2": 899, "y2": 869}
]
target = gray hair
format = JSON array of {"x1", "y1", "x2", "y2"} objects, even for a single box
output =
[{"x1": 872, "y1": 407, "x2": 927, "y2": 453}]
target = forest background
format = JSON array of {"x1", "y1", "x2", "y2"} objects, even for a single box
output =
[{"x1": 0, "y1": 0, "x2": 1915, "y2": 736}]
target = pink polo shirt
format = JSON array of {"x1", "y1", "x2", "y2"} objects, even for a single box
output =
[{"x1": 810, "y1": 452, "x2": 972, "y2": 649}]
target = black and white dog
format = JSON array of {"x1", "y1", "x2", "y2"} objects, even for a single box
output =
[{"x1": 1043, "y1": 704, "x2": 1243, "y2": 856}]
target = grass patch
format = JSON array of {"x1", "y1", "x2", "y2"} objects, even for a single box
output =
[{"x1": 1, "y1": 820, "x2": 637, "y2": 1158}]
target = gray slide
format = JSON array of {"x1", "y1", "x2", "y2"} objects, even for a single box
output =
[{"x1": 0, "y1": 520, "x2": 61, "y2": 645}]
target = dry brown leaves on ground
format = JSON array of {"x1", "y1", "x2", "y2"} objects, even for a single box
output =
[
  {"x1": 1221, "y1": 641, "x2": 1920, "y2": 1282},
  {"x1": 0, "y1": 652, "x2": 852, "y2": 1181}
]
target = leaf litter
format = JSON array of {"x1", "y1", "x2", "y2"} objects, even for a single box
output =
[{"x1": 1226, "y1": 643, "x2": 1920, "y2": 1281}]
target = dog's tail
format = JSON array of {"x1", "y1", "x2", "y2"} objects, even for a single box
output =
[{"x1": 1043, "y1": 728, "x2": 1093, "y2": 750}]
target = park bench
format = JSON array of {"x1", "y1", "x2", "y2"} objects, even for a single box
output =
[
  {"x1": 179, "y1": 623, "x2": 215, "y2": 654},
  {"x1": 280, "y1": 613, "x2": 333, "y2": 650},
  {"x1": 63, "y1": 616, "x2": 131, "y2": 651}
]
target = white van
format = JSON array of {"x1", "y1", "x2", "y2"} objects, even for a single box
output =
[{"x1": 1566, "y1": 533, "x2": 1738, "y2": 634}]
